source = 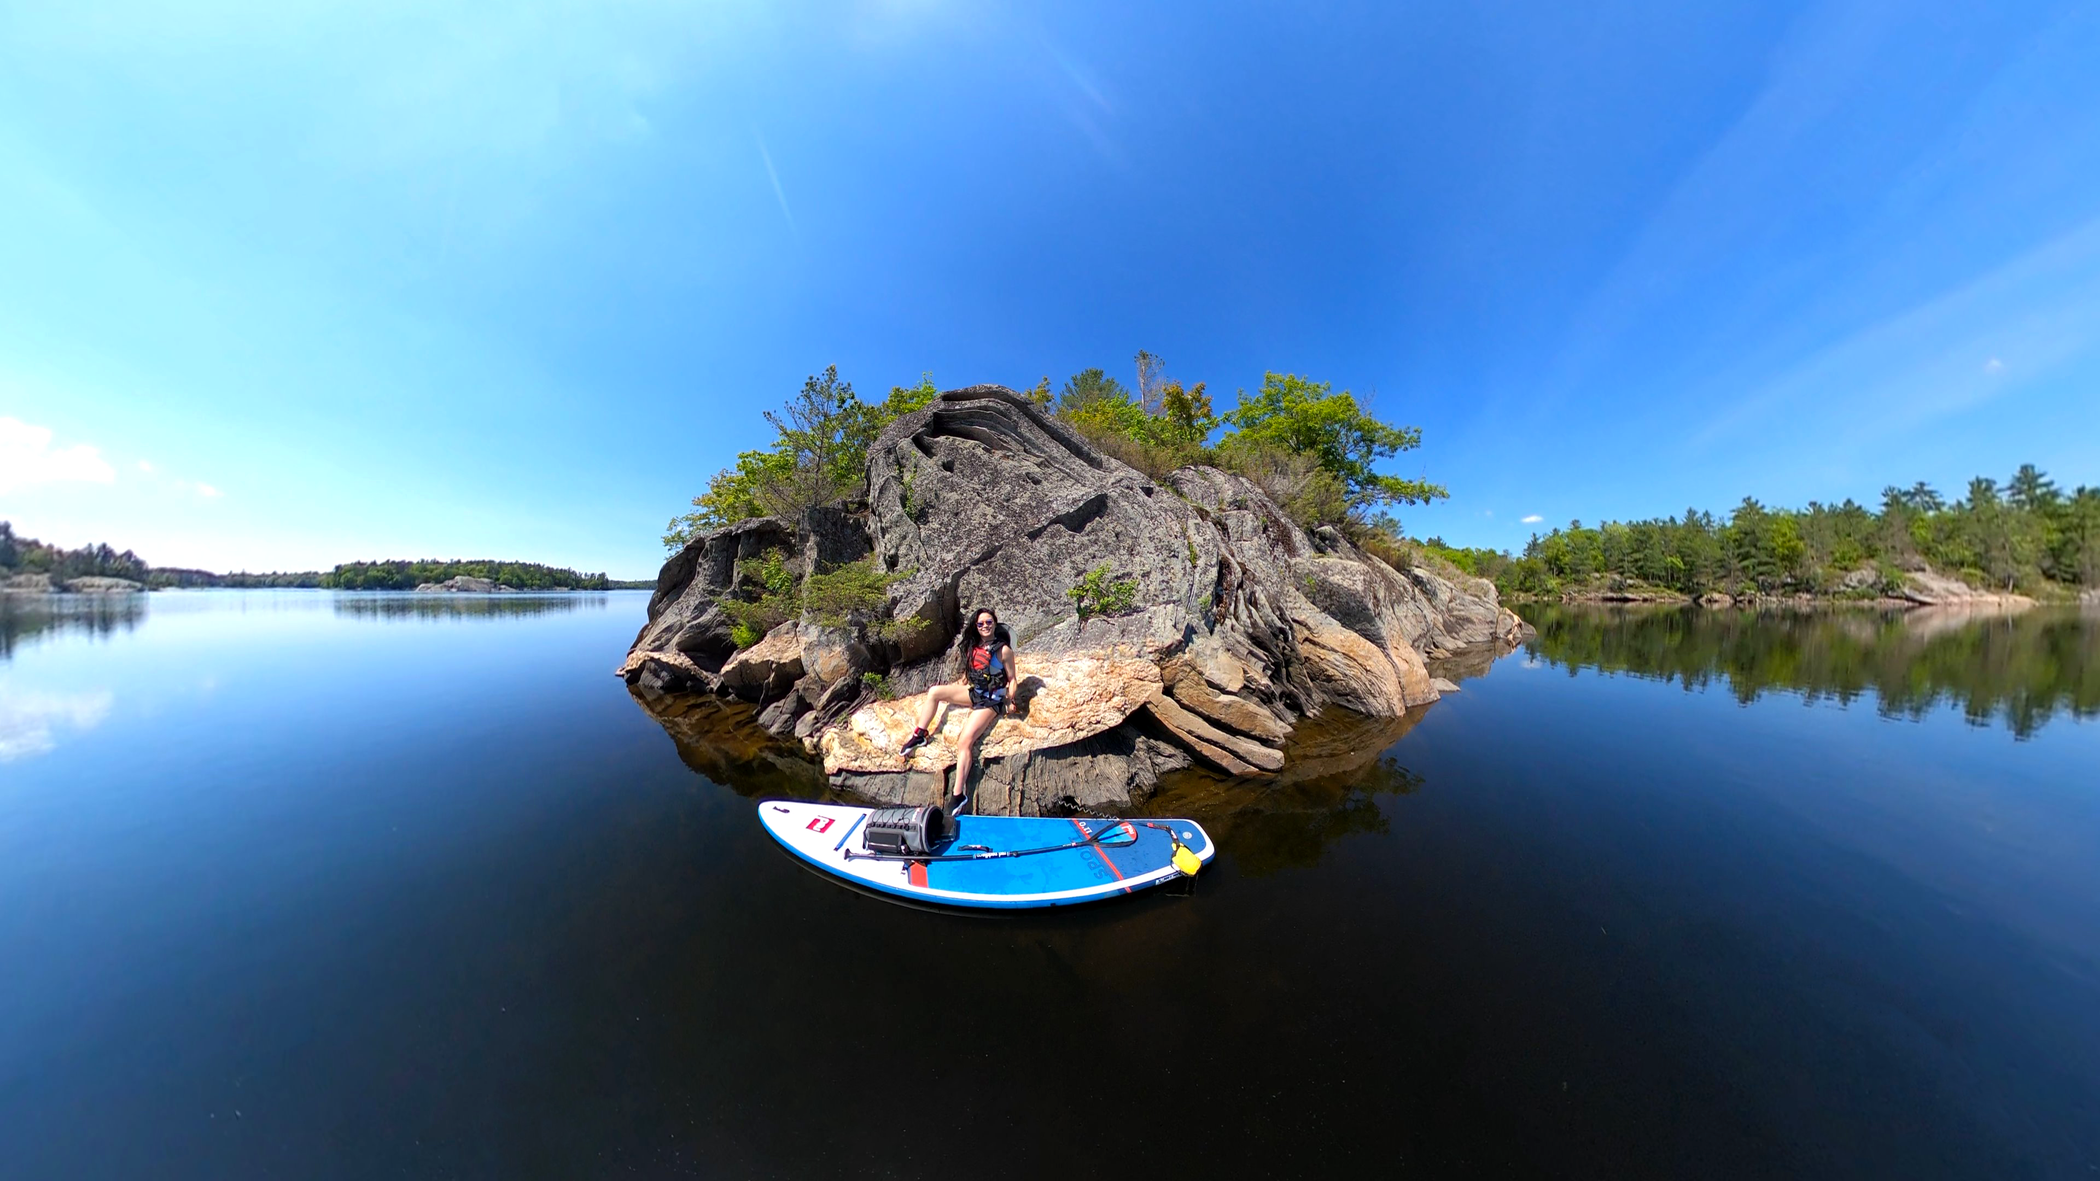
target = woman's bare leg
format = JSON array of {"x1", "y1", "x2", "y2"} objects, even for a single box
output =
[
  {"x1": 951, "y1": 707, "x2": 998, "y2": 798},
  {"x1": 914, "y1": 683, "x2": 970, "y2": 731}
]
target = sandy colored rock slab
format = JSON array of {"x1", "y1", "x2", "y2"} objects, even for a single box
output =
[
  {"x1": 1898, "y1": 568, "x2": 2033, "y2": 608},
  {"x1": 1141, "y1": 691, "x2": 1283, "y2": 773},
  {"x1": 62, "y1": 576, "x2": 145, "y2": 594},
  {"x1": 1161, "y1": 656, "x2": 1292, "y2": 742},
  {"x1": 717, "y1": 624, "x2": 805, "y2": 700},
  {"x1": 820, "y1": 651, "x2": 1163, "y2": 774}
]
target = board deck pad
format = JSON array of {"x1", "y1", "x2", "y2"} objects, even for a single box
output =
[{"x1": 758, "y1": 800, "x2": 1215, "y2": 909}]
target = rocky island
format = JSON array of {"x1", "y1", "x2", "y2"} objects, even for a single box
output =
[{"x1": 622, "y1": 385, "x2": 1527, "y2": 815}]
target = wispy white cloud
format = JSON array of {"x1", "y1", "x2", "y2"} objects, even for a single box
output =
[
  {"x1": 0, "y1": 688, "x2": 114, "y2": 762},
  {"x1": 1042, "y1": 41, "x2": 1112, "y2": 114},
  {"x1": 1691, "y1": 214, "x2": 2100, "y2": 448},
  {"x1": 0, "y1": 417, "x2": 116, "y2": 492},
  {"x1": 753, "y1": 129, "x2": 796, "y2": 236},
  {"x1": 168, "y1": 478, "x2": 226, "y2": 500},
  {"x1": 1521, "y1": 514, "x2": 1544, "y2": 524}
]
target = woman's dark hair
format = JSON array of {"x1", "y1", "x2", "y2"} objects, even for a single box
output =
[{"x1": 952, "y1": 606, "x2": 1012, "y2": 676}]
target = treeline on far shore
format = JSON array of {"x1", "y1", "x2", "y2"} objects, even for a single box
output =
[
  {"x1": 1, "y1": 522, "x2": 618, "y2": 591},
  {"x1": 324, "y1": 560, "x2": 613, "y2": 591},
  {"x1": 1444, "y1": 465, "x2": 2099, "y2": 600}
]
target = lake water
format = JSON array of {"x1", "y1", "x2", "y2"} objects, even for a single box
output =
[{"x1": 3, "y1": 591, "x2": 2096, "y2": 1178}]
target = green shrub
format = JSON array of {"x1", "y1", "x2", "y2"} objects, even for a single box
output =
[
  {"x1": 718, "y1": 551, "x2": 913, "y2": 648},
  {"x1": 802, "y1": 557, "x2": 903, "y2": 628},
  {"x1": 1216, "y1": 438, "x2": 1349, "y2": 529},
  {"x1": 718, "y1": 549, "x2": 798, "y2": 648},
  {"x1": 1068, "y1": 563, "x2": 1140, "y2": 621}
]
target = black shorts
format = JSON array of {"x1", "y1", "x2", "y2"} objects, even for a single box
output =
[{"x1": 968, "y1": 685, "x2": 1007, "y2": 711}]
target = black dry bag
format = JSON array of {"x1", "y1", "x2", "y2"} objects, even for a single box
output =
[{"x1": 862, "y1": 804, "x2": 943, "y2": 856}]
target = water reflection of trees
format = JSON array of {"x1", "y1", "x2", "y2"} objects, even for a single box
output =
[
  {"x1": 0, "y1": 594, "x2": 146, "y2": 661},
  {"x1": 329, "y1": 593, "x2": 605, "y2": 620},
  {"x1": 1525, "y1": 604, "x2": 2100, "y2": 738}
]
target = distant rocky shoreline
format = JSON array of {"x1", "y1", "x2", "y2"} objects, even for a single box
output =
[
  {"x1": 2, "y1": 573, "x2": 145, "y2": 595},
  {"x1": 1515, "y1": 565, "x2": 2058, "y2": 611},
  {"x1": 0, "y1": 573, "x2": 627, "y2": 596},
  {"x1": 621, "y1": 385, "x2": 1531, "y2": 815}
]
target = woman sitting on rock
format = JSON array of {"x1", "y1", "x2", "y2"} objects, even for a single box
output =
[{"x1": 899, "y1": 606, "x2": 1018, "y2": 806}]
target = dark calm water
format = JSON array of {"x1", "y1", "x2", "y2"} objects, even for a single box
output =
[{"x1": 3, "y1": 592, "x2": 2096, "y2": 1178}]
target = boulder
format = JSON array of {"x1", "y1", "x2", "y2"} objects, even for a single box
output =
[
  {"x1": 717, "y1": 623, "x2": 805, "y2": 701},
  {"x1": 414, "y1": 575, "x2": 496, "y2": 593},
  {"x1": 2, "y1": 572, "x2": 54, "y2": 593},
  {"x1": 628, "y1": 517, "x2": 799, "y2": 680},
  {"x1": 626, "y1": 385, "x2": 1528, "y2": 810},
  {"x1": 1896, "y1": 568, "x2": 2033, "y2": 609}
]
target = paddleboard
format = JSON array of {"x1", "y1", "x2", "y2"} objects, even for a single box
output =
[{"x1": 757, "y1": 799, "x2": 1215, "y2": 909}]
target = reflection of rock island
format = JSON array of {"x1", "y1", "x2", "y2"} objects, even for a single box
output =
[
  {"x1": 637, "y1": 694, "x2": 828, "y2": 800},
  {"x1": 638, "y1": 688, "x2": 1439, "y2": 877}
]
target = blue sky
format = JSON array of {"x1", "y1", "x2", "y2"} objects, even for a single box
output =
[{"x1": 3, "y1": 0, "x2": 2097, "y2": 578}]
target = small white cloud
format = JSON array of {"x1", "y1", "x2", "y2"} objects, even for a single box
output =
[
  {"x1": 1521, "y1": 514, "x2": 1544, "y2": 524},
  {"x1": 0, "y1": 417, "x2": 116, "y2": 493},
  {"x1": 0, "y1": 688, "x2": 114, "y2": 762},
  {"x1": 194, "y1": 483, "x2": 223, "y2": 499},
  {"x1": 137, "y1": 459, "x2": 154, "y2": 473},
  {"x1": 1984, "y1": 357, "x2": 2005, "y2": 373},
  {"x1": 1483, "y1": 509, "x2": 1494, "y2": 517}
]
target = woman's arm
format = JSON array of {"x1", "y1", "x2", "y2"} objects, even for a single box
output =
[{"x1": 1002, "y1": 645, "x2": 1018, "y2": 713}]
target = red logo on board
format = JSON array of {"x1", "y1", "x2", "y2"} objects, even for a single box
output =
[{"x1": 806, "y1": 816, "x2": 836, "y2": 833}]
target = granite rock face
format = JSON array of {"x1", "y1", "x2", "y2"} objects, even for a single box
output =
[
  {"x1": 413, "y1": 576, "x2": 519, "y2": 593},
  {"x1": 624, "y1": 385, "x2": 1526, "y2": 812},
  {"x1": 1896, "y1": 569, "x2": 2034, "y2": 609}
]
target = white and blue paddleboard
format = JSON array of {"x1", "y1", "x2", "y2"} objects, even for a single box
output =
[{"x1": 758, "y1": 799, "x2": 1215, "y2": 910}]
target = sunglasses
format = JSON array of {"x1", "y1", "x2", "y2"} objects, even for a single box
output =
[{"x1": 975, "y1": 618, "x2": 996, "y2": 628}]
